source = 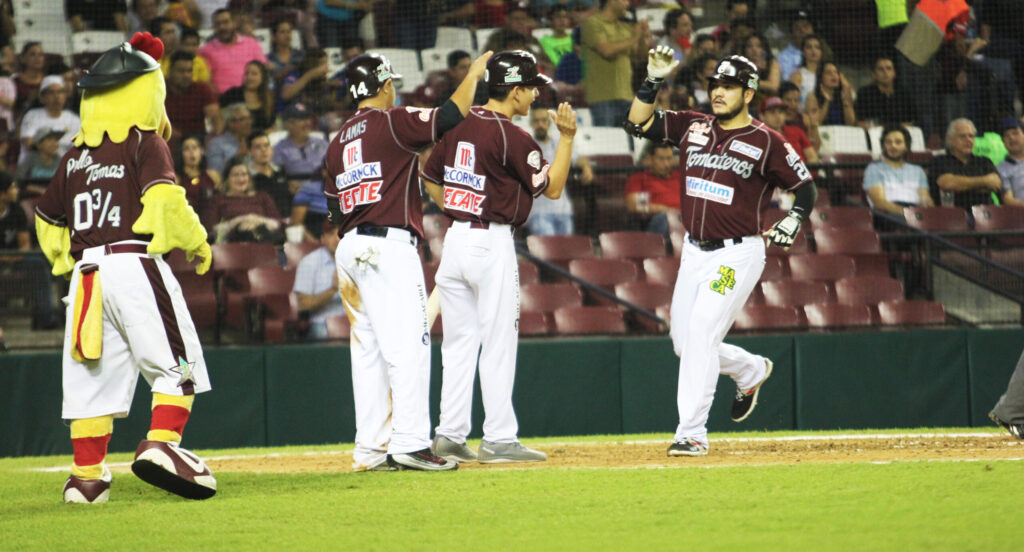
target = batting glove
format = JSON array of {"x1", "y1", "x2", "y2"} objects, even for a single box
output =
[
  {"x1": 646, "y1": 45, "x2": 679, "y2": 80},
  {"x1": 764, "y1": 211, "x2": 803, "y2": 250}
]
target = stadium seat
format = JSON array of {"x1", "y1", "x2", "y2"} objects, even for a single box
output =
[
  {"x1": 518, "y1": 260, "x2": 540, "y2": 286},
  {"x1": 761, "y1": 280, "x2": 831, "y2": 326},
  {"x1": 765, "y1": 229, "x2": 811, "y2": 256},
  {"x1": 553, "y1": 306, "x2": 627, "y2": 335},
  {"x1": 818, "y1": 125, "x2": 870, "y2": 154},
  {"x1": 520, "y1": 283, "x2": 583, "y2": 313},
  {"x1": 804, "y1": 303, "x2": 873, "y2": 328},
  {"x1": 436, "y1": 27, "x2": 474, "y2": 50},
  {"x1": 827, "y1": 153, "x2": 873, "y2": 202},
  {"x1": 526, "y1": 234, "x2": 594, "y2": 270},
  {"x1": 599, "y1": 231, "x2": 667, "y2": 263},
  {"x1": 578, "y1": 128, "x2": 632, "y2": 153},
  {"x1": 813, "y1": 228, "x2": 883, "y2": 255},
  {"x1": 173, "y1": 271, "x2": 218, "y2": 329},
  {"x1": 746, "y1": 285, "x2": 765, "y2": 305},
  {"x1": 760, "y1": 256, "x2": 788, "y2": 281},
  {"x1": 878, "y1": 299, "x2": 946, "y2": 325},
  {"x1": 834, "y1": 276, "x2": 904, "y2": 323},
  {"x1": 325, "y1": 315, "x2": 351, "y2": 339},
  {"x1": 267, "y1": 129, "x2": 288, "y2": 148},
  {"x1": 614, "y1": 281, "x2": 673, "y2": 332},
  {"x1": 283, "y1": 241, "x2": 321, "y2": 270},
  {"x1": 903, "y1": 206, "x2": 971, "y2": 232},
  {"x1": 810, "y1": 206, "x2": 874, "y2": 230},
  {"x1": 247, "y1": 266, "x2": 297, "y2": 342},
  {"x1": 421, "y1": 47, "x2": 455, "y2": 73},
  {"x1": 575, "y1": 107, "x2": 593, "y2": 128},
  {"x1": 531, "y1": 28, "x2": 554, "y2": 41},
  {"x1": 422, "y1": 213, "x2": 452, "y2": 241},
  {"x1": 972, "y1": 206, "x2": 1024, "y2": 245},
  {"x1": 325, "y1": 47, "x2": 345, "y2": 76},
  {"x1": 670, "y1": 232, "x2": 685, "y2": 257},
  {"x1": 733, "y1": 304, "x2": 804, "y2": 330},
  {"x1": 568, "y1": 258, "x2": 639, "y2": 288},
  {"x1": 518, "y1": 310, "x2": 550, "y2": 336},
  {"x1": 635, "y1": 7, "x2": 669, "y2": 32},
  {"x1": 788, "y1": 254, "x2": 857, "y2": 283},
  {"x1": 367, "y1": 48, "x2": 421, "y2": 75},
  {"x1": 474, "y1": 27, "x2": 499, "y2": 51},
  {"x1": 852, "y1": 254, "x2": 892, "y2": 277},
  {"x1": 642, "y1": 256, "x2": 679, "y2": 286},
  {"x1": 211, "y1": 243, "x2": 280, "y2": 329},
  {"x1": 71, "y1": 31, "x2": 124, "y2": 54}
]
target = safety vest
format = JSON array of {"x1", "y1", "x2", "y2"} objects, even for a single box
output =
[{"x1": 895, "y1": 0, "x2": 969, "y2": 66}]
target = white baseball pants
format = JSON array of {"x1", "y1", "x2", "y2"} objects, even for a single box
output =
[
  {"x1": 670, "y1": 235, "x2": 769, "y2": 446},
  {"x1": 435, "y1": 221, "x2": 521, "y2": 444}
]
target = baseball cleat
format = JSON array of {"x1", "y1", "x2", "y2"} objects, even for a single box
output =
[
  {"x1": 131, "y1": 440, "x2": 217, "y2": 499},
  {"x1": 390, "y1": 448, "x2": 458, "y2": 471},
  {"x1": 354, "y1": 458, "x2": 399, "y2": 472},
  {"x1": 477, "y1": 440, "x2": 547, "y2": 463},
  {"x1": 989, "y1": 412, "x2": 1024, "y2": 439},
  {"x1": 667, "y1": 438, "x2": 708, "y2": 457},
  {"x1": 731, "y1": 357, "x2": 773, "y2": 422},
  {"x1": 432, "y1": 435, "x2": 478, "y2": 463},
  {"x1": 63, "y1": 467, "x2": 112, "y2": 504}
]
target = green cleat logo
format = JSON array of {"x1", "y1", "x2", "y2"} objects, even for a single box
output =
[{"x1": 710, "y1": 265, "x2": 736, "y2": 295}]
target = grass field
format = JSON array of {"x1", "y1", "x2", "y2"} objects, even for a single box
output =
[{"x1": 2, "y1": 429, "x2": 1022, "y2": 551}]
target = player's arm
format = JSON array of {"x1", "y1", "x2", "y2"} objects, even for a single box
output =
[
  {"x1": 544, "y1": 102, "x2": 578, "y2": 199},
  {"x1": 937, "y1": 172, "x2": 1003, "y2": 192},
  {"x1": 624, "y1": 45, "x2": 678, "y2": 142},
  {"x1": 443, "y1": 51, "x2": 492, "y2": 121},
  {"x1": 421, "y1": 138, "x2": 447, "y2": 209},
  {"x1": 866, "y1": 185, "x2": 904, "y2": 215}
]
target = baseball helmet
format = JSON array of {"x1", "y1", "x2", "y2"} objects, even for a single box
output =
[
  {"x1": 345, "y1": 53, "x2": 403, "y2": 101},
  {"x1": 709, "y1": 55, "x2": 759, "y2": 91},
  {"x1": 485, "y1": 50, "x2": 552, "y2": 88},
  {"x1": 77, "y1": 38, "x2": 161, "y2": 90}
]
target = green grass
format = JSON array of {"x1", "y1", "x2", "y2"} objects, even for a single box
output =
[{"x1": 1, "y1": 430, "x2": 1020, "y2": 552}]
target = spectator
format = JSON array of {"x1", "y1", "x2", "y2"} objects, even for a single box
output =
[
  {"x1": 1, "y1": 44, "x2": 15, "y2": 75},
  {"x1": 778, "y1": 10, "x2": 814, "y2": 81},
  {"x1": 779, "y1": 81, "x2": 816, "y2": 141},
  {"x1": 279, "y1": 48, "x2": 333, "y2": 115},
  {"x1": 687, "y1": 53, "x2": 719, "y2": 110},
  {"x1": 315, "y1": 0, "x2": 370, "y2": 48},
  {"x1": 178, "y1": 25, "x2": 205, "y2": 58},
  {"x1": 266, "y1": 19, "x2": 304, "y2": 85},
  {"x1": 539, "y1": 5, "x2": 575, "y2": 67},
  {"x1": 273, "y1": 102, "x2": 328, "y2": 238},
  {"x1": 483, "y1": 5, "x2": 549, "y2": 65},
  {"x1": 803, "y1": 61, "x2": 856, "y2": 127},
  {"x1": 581, "y1": 0, "x2": 649, "y2": 127},
  {"x1": 524, "y1": 106, "x2": 594, "y2": 236},
  {"x1": 198, "y1": 8, "x2": 268, "y2": 94},
  {"x1": 720, "y1": 17, "x2": 756, "y2": 57},
  {"x1": 0, "y1": 49, "x2": 13, "y2": 152},
  {"x1": 207, "y1": 102, "x2": 252, "y2": 174},
  {"x1": 219, "y1": 61, "x2": 274, "y2": 132},
  {"x1": 996, "y1": 118, "x2": 1024, "y2": 207},
  {"x1": 152, "y1": 16, "x2": 212, "y2": 84},
  {"x1": 687, "y1": 33, "x2": 718, "y2": 64},
  {"x1": 760, "y1": 96, "x2": 818, "y2": 164},
  {"x1": 293, "y1": 221, "x2": 345, "y2": 340},
  {"x1": 12, "y1": 42, "x2": 45, "y2": 117},
  {"x1": 164, "y1": 0, "x2": 203, "y2": 29},
  {"x1": 742, "y1": 33, "x2": 781, "y2": 97},
  {"x1": 711, "y1": 0, "x2": 750, "y2": 47},
  {"x1": 624, "y1": 142, "x2": 681, "y2": 237},
  {"x1": 977, "y1": 0, "x2": 1024, "y2": 118},
  {"x1": 855, "y1": 56, "x2": 916, "y2": 129},
  {"x1": 936, "y1": 16, "x2": 993, "y2": 132},
  {"x1": 434, "y1": 50, "x2": 489, "y2": 107},
  {"x1": 0, "y1": 170, "x2": 27, "y2": 249},
  {"x1": 262, "y1": 0, "x2": 317, "y2": 49},
  {"x1": 930, "y1": 118, "x2": 1002, "y2": 211},
  {"x1": 19, "y1": 76, "x2": 80, "y2": 165},
  {"x1": 67, "y1": 0, "x2": 128, "y2": 33},
  {"x1": 393, "y1": 0, "x2": 475, "y2": 51},
  {"x1": 863, "y1": 126, "x2": 932, "y2": 216},
  {"x1": 0, "y1": 171, "x2": 61, "y2": 328},
  {"x1": 165, "y1": 51, "x2": 222, "y2": 145},
  {"x1": 14, "y1": 127, "x2": 61, "y2": 196},
  {"x1": 248, "y1": 130, "x2": 295, "y2": 220},
  {"x1": 660, "y1": 9, "x2": 693, "y2": 67},
  {"x1": 788, "y1": 34, "x2": 831, "y2": 104},
  {"x1": 175, "y1": 134, "x2": 221, "y2": 214},
  {"x1": 127, "y1": 0, "x2": 160, "y2": 34},
  {"x1": 204, "y1": 156, "x2": 283, "y2": 243},
  {"x1": 475, "y1": 0, "x2": 509, "y2": 28}
]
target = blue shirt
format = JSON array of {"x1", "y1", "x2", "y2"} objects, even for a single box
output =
[
  {"x1": 206, "y1": 133, "x2": 240, "y2": 174},
  {"x1": 273, "y1": 136, "x2": 329, "y2": 213},
  {"x1": 997, "y1": 156, "x2": 1024, "y2": 199},
  {"x1": 293, "y1": 246, "x2": 345, "y2": 332},
  {"x1": 862, "y1": 160, "x2": 928, "y2": 206},
  {"x1": 778, "y1": 44, "x2": 802, "y2": 81}
]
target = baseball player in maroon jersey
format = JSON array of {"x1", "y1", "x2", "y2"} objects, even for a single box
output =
[
  {"x1": 324, "y1": 50, "x2": 491, "y2": 472},
  {"x1": 624, "y1": 46, "x2": 817, "y2": 456},
  {"x1": 422, "y1": 50, "x2": 577, "y2": 463},
  {"x1": 35, "y1": 34, "x2": 216, "y2": 503}
]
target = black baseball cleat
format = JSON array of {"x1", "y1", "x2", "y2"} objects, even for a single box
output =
[
  {"x1": 731, "y1": 358, "x2": 773, "y2": 422},
  {"x1": 390, "y1": 448, "x2": 458, "y2": 471},
  {"x1": 989, "y1": 412, "x2": 1024, "y2": 439},
  {"x1": 667, "y1": 438, "x2": 708, "y2": 457},
  {"x1": 131, "y1": 440, "x2": 217, "y2": 499}
]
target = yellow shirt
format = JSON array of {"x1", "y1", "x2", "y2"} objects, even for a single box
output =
[
  {"x1": 580, "y1": 13, "x2": 635, "y2": 104},
  {"x1": 160, "y1": 53, "x2": 212, "y2": 84}
]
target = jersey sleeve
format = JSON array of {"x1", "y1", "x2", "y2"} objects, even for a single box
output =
[
  {"x1": 663, "y1": 110, "x2": 703, "y2": 145},
  {"x1": 506, "y1": 131, "x2": 550, "y2": 198},
  {"x1": 136, "y1": 133, "x2": 177, "y2": 195},
  {"x1": 389, "y1": 106, "x2": 439, "y2": 152},
  {"x1": 765, "y1": 136, "x2": 813, "y2": 192},
  {"x1": 34, "y1": 153, "x2": 69, "y2": 226},
  {"x1": 422, "y1": 138, "x2": 447, "y2": 185}
]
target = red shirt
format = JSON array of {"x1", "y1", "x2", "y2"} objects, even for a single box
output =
[
  {"x1": 624, "y1": 169, "x2": 682, "y2": 209},
  {"x1": 422, "y1": 107, "x2": 550, "y2": 227},
  {"x1": 201, "y1": 191, "x2": 280, "y2": 231},
  {"x1": 324, "y1": 106, "x2": 439, "y2": 238},
  {"x1": 663, "y1": 111, "x2": 813, "y2": 240},
  {"x1": 781, "y1": 125, "x2": 812, "y2": 162},
  {"x1": 36, "y1": 129, "x2": 176, "y2": 255},
  {"x1": 165, "y1": 82, "x2": 218, "y2": 139}
]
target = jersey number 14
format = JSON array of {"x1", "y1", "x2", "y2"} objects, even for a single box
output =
[{"x1": 73, "y1": 189, "x2": 121, "y2": 230}]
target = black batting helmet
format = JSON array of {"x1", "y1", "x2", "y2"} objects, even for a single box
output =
[
  {"x1": 345, "y1": 53, "x2": 403, "y2": 101},
  {"x1": 485, "y1": 50, "x2": 552, "y2": 88},
  {"x1": 709, "y1": 55, "x2": 759, "y2": 91},
  {"x1": 78, "y1": 41, "x2": 161, "y2": 89}
]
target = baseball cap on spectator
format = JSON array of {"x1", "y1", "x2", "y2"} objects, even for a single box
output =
[
  {"x1": 1000, "y1": 117, "x2": 1024, "y2": 135},
  {"x1": 32, "y1": 126, "x2": 64, "y2": 147},
  {"x1": 760, "y1": 96, "x2": 786, "y2": 112},
  {"x1": 410, "y1": 84, "x2": 437, "y2": 106},
  {"x1": 39, "y1": 74, "x2": 66, "y2": 93},
  {"x1": 282, "y1": 102, "x2": 310, "y2": 120}
]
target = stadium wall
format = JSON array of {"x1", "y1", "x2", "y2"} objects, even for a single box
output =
[{"x1": 2, "y1": 328, "x2": 1023, "y2": 457}]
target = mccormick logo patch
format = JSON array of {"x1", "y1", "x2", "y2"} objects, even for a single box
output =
[
  {"x1": 686, "y1": 176, "x2": 735, "y2": 205},
  {"x1": 455, "y1": 141, "x2": 475, "y2": 171},
  {"x1": 337, "y1": 162, "x2": 382, "y2": 189},
  {"x1": 729, "y1": 140, "x2": 763, "y2": 160},
  {"x1": 444, "y1": 166, "x2": 486, "y2": 191},
  {"x1": 344, "y1": 139, "x2": 363, "y2": 169},
  {"x1": 443, "y1": 186, "x2": 485, "y2": 215}
]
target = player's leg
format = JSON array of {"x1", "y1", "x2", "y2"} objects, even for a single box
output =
[{"x1": 990, "y1": 347, "x2": 1024, "y2": 438}]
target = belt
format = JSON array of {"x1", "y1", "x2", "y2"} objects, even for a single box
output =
[
  {"x1": 688, "y1": 237, "x2": 743, "y2": 252},
  {"x1": 353, "y1": 225, "x2": 417, "y2": 246},
  {"x1": 73, "y1": 242, "x2": 150, "y2": 261},
  {"x1": 452, "y1": 220, "x2": 509, "y2": 231}
]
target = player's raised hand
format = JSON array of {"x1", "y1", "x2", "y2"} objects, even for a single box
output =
[
  {"x1": 763, "y1": 211, "x2": 804, "y2": 250},
  {"x1": 647, "y1": 44, "x2": 679, "y2": 80},
  {"x1": 469, "y1": 51, "x2": 494, "y2": 81},
  {"x1": 549, "y1": 102, "x2": 577, "y2": 138}
]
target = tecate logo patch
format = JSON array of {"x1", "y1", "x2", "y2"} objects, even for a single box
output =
[
  {"x1": 339, "y1": 181, "x2": 383, "y2": 213},
  {"x1": 443, "y1": 187, "x2": 485, "y2": 215},
  {"x1": 686, "y1": 176, "x2": 735, "y2": 205}
]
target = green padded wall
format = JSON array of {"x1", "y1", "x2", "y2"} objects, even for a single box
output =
[{"x1": 966, "y1": 328, "x2": 1024, "y2": 426}]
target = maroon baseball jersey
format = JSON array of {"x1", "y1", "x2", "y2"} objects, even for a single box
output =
[
  {"x1": 422, "y1": 107, "x2": 549, "y2": 226},
  {"x1": 663, "y1": 111, "x2": 812, "y2": 240},
  {"x1": 323, "y1": 106, "x2": 439, "y2": 238},
  {"x1": 35, "y1": 129, "x2": 176, "y2": 256}
]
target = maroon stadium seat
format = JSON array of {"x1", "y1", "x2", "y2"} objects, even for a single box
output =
[
  {"x1": 759, "y1": 255, "x2": 788, "y2": 281},
  {"x1": 518, "y1": 260, "x2": 540, "y2": 286},
  {"x1": 852, "y1": 254, "x2": 891, "y2": 277},
  {"x1": 804, "y1": 303, "x2": 873, "y2": 328},
  {"x1": 733, "y1": 304, "x2": 803, "y2": 330},
  {"x1": 834, "y1": 276, "x2": 904, "y2": 323},
  {"x1": 903, "y1": 206, "x2": 970, "y2": 232},
  {"x1": 247, "y1": 266, "x2": 297, "y2": 342},
  {"x1": 598, "y1": 231, "x2": 667, "y2": 263},
  {"x1": 761, "y1": 280, "x2": 831, "y2": 326},
  {"x1": 518, "y1": 311, "x2": 550, "y2": 336},
  {"x1": 614, "y1": 281, "x2": 673, "y2": 332},
  {"x1": 325, "y1": 315, "x2": 351, "y2": 339},
  {"x1": 283, "y1": 241, "x2": 321, "y2": 270},
  {"x1": 553, "y1": 306, "x2": 627, "y2": 335},
  {"x1": 643, "y1": 256, "x2": 679, "y2": 286},
  {"x1": 972, "y1": 205, "x2": 1024, "y2": 231},
  {"x1": 173, "y1": 271, "x2": 218, "y2": 329},
  {"x1": 569, "y1": 258, "x2": 639, "y2": 304},
  {"x1": 813, "y1": 228, "x2": 882, "y2": 255},
  {"x1": 526, "y1": 234, "x2": 594, "y2": 270},
  {"x1": 520, "y1": 283, "x2": 583, "y2": 313},
  {"x1": 878, "y1": 299, "x2": 946, "y2": 325},
  {"x1": 210, "y1": 242, "x2": 280, "y2": 328},
  {"x1": 788, "y1": 254, "x2": 857, "y2": 283},
  {"x1": 422, "y1": 213, "x2": 452, "y2": 241},
  {"x1": 765, "y1": 229, "x2": 811, "y2": 256},
  {"x1": 810, "y1": 206, "x2": 874, "y2": 230}
]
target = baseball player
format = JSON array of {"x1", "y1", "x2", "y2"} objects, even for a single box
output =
[
  {"x1": 324, "y1": 50, "x2": 491, "y2": 472},
  {"x1": 422, "y1": 50, "x2": 577, "y2": 463},
  {"x1": 624, "y1": 46, "x2": 817, "y2": 456},
  {"x1": 35, "y1": 33, "x2": 216, "y2": 503},
  {"x1": 990, "y1": 346, "x2": 1024, "y2": 440}
]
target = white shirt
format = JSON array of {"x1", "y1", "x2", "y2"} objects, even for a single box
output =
[
  {"x1": 18, "y1": 108, "x2": 82, "y2": 165},
  {"x1": 527, "y1": 132, "x2": 578, "y2": 218}
]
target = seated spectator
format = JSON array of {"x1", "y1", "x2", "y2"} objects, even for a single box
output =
[
  {"x1": 742, "y1": 33, "x2": 781, "y2": 97},
  {"x1": 760, "y1": 97, "x2": 818, "y2": 163},
  {"x1": 0, "y1": 61, "x2": 16, "y2": 170},
  {"x1": 203, "y1": 156, "x2": 283, "y2": 243},
  {"x1": 525, "y1": 106, "x2": 594, "y2": 236},
  {"x1": 266, "y1": 19, "x2": 304, "y2": 84},
  {"x1": 0, "y1": 171, "x2": 27, "y2": 249},
  {"x1": 279, "y1": 48, "x2": 334, "y2": 116},
  {"x1": 625, "y1": 143, "x2": 681, "y2": 238},
  {"x1": 219, "y1": 61, "x2": 274, "y2": 132},
  {"x1": 315, "y1": 0, "x2": 369, "y2": 48},
  {"x1": 539, "y1": 5, "x2": 575, "y2": 67},
  {"x1": 863, "y1": 126, "x2": 932, "y2": 217},
  {"x1": 855, "y1": 56, "x2": 916, "y2": 129},
  {"x1": 19, "y1": 75, "x2": 80, "y2": 165},
  {"x1": 660, "y1": 8, "x2": 694, "y2": 67},
  {"x1": 688, "y1": 33, "x2": 718, "y2": 64},
  {"x1": 178, "y1": 26, "x2": 205, "y2": 59},
  {"x1": 996, "y1": 118, "x2": 1024, "y2": 207},
  {"x1": 711, "y1": 0, "x2": 750, "y2": 46},
  {"x1": 788, "y1": 34, "x2": 832, "y2": 104},
  {"x1": 293, "y1": 221, "x2": 345, "y2": 340},
  {"x1": 803, "y1": 62, "x2": 856, "y2": 127},
  {"x1": 719, "y1": 17, "x2": 756, "y2": 57},
  {"x1": 262, "y1": 0, "x2": 317, "y2": 49},
  {"x1": 13, "y1": 43, "x2": 46, "y2": 120},
  {"x1": 153, "y1": 16, "x2": 212, "y2": 84},
  {"x1": 0, "y1": 171, "x2": 60, "y2": 328},
  {"x1": 248, "y1": 130, "x2": 296, "y2": 220},
  {"x1": 67, "y1": 0, "x2": 128, "y2": 33},
  {"x1": 165, "y1": 51, "x2": 222, "y2": 146},
  {"x1": 175, "y1": 134, "x2": 220, "y2": 214},
  {"x1": 778, "y1": 10, "x2": 814, "y2": 81},
  {"x1": 127, "y1": 0, "x2": 160, "y2": 34},
  {"x1": 207, "y1": 102, "x2": 253, "y2": 174},
  {"x1": 686, "y1": 53, "x2": 719, "y2": 111},
  {"x1": 273, "y1": 102, "x2": 328, "y2": 238},
  {"x1": 476, "y1": 0, "x2": 509, "y2": 28},
  {"x1": 14, "y1": 127, "x2": 61, "y2": 196},
  {"x1": 930, "y1": 118, "x2": 1002, "y2": 211},
  {"x1": 433, "y1": 50, "x2": 489, "y2": 107},
  {"x1": 198, "y1": 8, "x2": 268, "y2": 94}
]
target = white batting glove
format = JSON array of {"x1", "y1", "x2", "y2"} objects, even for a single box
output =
[
  {"x1": 763, "y1": 212, "x2": 803, "y2": 250},
  {"x1": 647, "y1": 45, "x2": 679, "y2": 80}
]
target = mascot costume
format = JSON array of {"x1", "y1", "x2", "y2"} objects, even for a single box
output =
[{"x1": 34, "y1": 33, "x2": 217, "y2": 503}]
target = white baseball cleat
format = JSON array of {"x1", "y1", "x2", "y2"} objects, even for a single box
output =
[
  {"x1": 63, "y1": 466, "x2": 112, "y2": 504},
  {"x1": 131, "y1": 440, "x2": 217, "y2": 499}
]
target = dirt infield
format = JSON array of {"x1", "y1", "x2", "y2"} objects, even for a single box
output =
[{"x1": 205, "y1": 434, "x2": 1024, "y2": 473}]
